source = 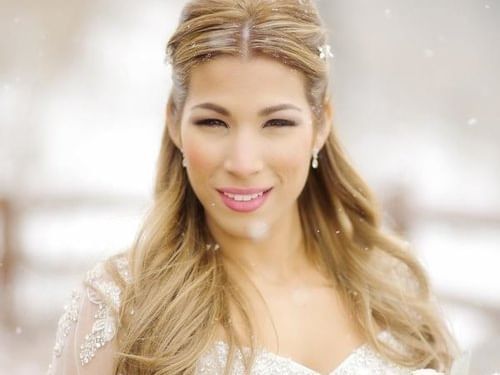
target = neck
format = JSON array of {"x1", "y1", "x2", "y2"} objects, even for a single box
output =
[{"x1": 207, "y1": 205, "x2": 314, "y2": 286}]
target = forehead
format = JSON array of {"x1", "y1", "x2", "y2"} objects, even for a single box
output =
[{"x1": 186, "y1": 55, "x2": 309, "y2": 107}]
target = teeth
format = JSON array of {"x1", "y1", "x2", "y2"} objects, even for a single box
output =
[{"x1": 223, "y1": 191, "x2": 264, "y2": 201}]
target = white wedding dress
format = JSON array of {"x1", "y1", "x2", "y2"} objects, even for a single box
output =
[{"x1": 46, "y1": 255, "x2": 443, "y2": 375}]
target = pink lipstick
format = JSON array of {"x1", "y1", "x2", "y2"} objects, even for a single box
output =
[{"x1": 216, "y1": 187, "x2": 272, "y2": 213}]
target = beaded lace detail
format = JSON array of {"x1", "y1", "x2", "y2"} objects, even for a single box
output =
[
  {"x1": 196, "y1": 331, "x2": 418, "y2": 375},
  {"x1": 47, "y1": 288, "x2": 81, "y2": 375},
  {"x1": 47, "y1": 255, "x2": 130, "y2": 374},
  {"x1": 79, "y1": 261, "x2": 122, "y2": 365},
  {"x1": 48, "y1": 255, "x2": 444, "y2": 375},
  {"x1": 115, "y1": 255, "x2": 132, "y2": 284}
]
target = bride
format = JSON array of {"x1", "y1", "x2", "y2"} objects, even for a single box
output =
[{"x1": 47, "y1": 0, "x2": 459, "y2": 373}]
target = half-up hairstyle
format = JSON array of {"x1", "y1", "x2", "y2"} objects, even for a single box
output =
[{"x1": 105, "y1": 1, "x2": 458, "y2": 373}]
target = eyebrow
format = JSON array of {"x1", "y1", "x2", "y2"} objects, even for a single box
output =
[{"x1": 190, "y1": 102, "x2": 302, "y2": 117}]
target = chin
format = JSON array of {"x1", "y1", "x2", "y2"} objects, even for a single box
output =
[{"x1": 209, "y1": 215, "x2": 272, "y2": 242}]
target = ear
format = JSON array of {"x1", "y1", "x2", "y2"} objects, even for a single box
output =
[
  {"x1": 314, "y1": 100, "x2": 333, "y2": 151},
  {"x1": 166, "y1": 96, "x2": 182, "y2": 150}
]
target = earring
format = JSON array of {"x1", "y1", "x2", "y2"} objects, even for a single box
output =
[
  {"x1": 181, "y1": 150, "x2": 187, "y2": 168},
  {"x1": 311, "y1": 149, "x2": 319, "y2": 169}
]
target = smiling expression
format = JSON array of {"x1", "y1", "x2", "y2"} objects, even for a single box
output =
[{"x1": 169, "y1": 54, "x2": 330, "y2": 239}]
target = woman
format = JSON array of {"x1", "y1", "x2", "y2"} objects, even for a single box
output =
[{"x1": 47, "y1": 0, "x2": 459, "y2": 374}]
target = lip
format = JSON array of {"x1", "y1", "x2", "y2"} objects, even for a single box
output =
[
  {"x1": 217, "y1": 188, "x2": 273, "y2": 213},
  {"x1": 216, "y1": 187, "x2": 273, "y2": 195}
]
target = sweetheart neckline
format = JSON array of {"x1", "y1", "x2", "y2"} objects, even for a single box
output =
[
  {"x1": 212, "y1": 330, "x2": 389, "y2": 375},
  {"x1": 212, "y1": 340, "x2": 367, "y2": 375}
]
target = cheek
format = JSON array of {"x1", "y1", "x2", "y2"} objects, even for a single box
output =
[
  {"x1": 273, "y1": 147, "x2": 305, "y2": 171},
  {"x1": 182, "y1": 130, "x2": 219, "y2": 171},
  {"x1": 184, "y1": 144, "x2": 212, "y2": 170},
  {"x1": 271, "y1": 135, "x2": 312, "y2": 182},
  {"x1": 183, "y1": 139, "x2": 218, "y2": 202}
]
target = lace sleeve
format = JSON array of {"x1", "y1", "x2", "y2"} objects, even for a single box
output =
[{"x1": 47, "y1": 257, "x2": 129, "y2": 375}]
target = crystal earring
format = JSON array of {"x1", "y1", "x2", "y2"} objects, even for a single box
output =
[
  {"x1": 311, "y1": 149, "x2": 319, "y2": 169},
  {"x1": 205, "y1": 243, "x2": 220, "y2": 251},
  {"x1": 181, "y1": 150, "x2": 187, "y2": 168}
]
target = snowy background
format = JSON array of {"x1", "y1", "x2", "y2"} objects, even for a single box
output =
[{"x1": 0, "y1": 0, "x2": 498, "y2": 373}]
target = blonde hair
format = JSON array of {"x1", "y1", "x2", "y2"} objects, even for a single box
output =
[{"x1": 106, "y1": 0, "x2": 458, "y2": 373}]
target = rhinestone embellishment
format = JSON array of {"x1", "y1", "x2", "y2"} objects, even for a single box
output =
[
  {"x1": 52, "y1": 289, "x2": 81, "y2": 358},
  {"x1": 79, "y1": 262, "x2": 122, "y2": 366}
]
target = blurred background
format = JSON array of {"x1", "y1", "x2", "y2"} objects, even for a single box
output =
[{"x1": 0, "y1": 0, "x2": 498, "y2": 373}]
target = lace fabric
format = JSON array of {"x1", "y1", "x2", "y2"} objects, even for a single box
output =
[
  {"x1": 46, "y1": 260, "x2": 124, "y2": 375},
  {"x1": 46, "y1": 256, "x2": 444, "y2": 375},
  {"x1": 196, "y1": 331, "x2": 416, "y2": 375}
]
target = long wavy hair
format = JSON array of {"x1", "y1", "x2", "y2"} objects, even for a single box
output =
[{"x1": 105, "y1": 0, "x2": 458, "y2": 373}]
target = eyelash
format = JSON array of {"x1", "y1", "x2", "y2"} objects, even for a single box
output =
[{"x1": 194, "y1": 118, "x2": 297, "y2": 128}]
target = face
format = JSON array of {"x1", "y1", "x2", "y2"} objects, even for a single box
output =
[{"x1": 169, "y1": 54, "x2": 330, "y2": 240}]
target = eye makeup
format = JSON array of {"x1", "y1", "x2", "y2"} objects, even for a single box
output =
[{"x1": 192, "y1": 118, "x2": 298, "y2": 128}]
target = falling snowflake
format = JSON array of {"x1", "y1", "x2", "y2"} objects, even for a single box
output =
[
  {"x1": 248, "y1": 220, "x2": 269, "y2": 240},
  {"x1": 424, "y1": 48, "x2": 435, "y2": 58},
  {"x1": 467, "y1": 117, "x2": 477, "y2": 126}
]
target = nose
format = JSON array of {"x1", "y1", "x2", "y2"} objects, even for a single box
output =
[{"x1": 224, "y1": 128, "x2": 263, "y2": 177}]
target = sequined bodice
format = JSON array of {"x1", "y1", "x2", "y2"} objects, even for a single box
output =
[
  {"x1": 197, "y1": 335, "x2": 414, "y2": 374},
  {"x1": 46, "y1": 256, "x2": 442, "y2": 374}
]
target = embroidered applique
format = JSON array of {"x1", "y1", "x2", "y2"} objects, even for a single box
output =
[
  {"x1": 79, "y1": 261, "x2": 123, "y2": 366},
  {"x1": 196, "y1": 331, "x2": 416, "y2": 375},
  {"x1": 53, "y1": 289, "x2": 81, "y2": 356},
  {"x1": 47, "y1": 288, "x2": 82, "y2": 375},
  {"x1": 114, "y1": 255, "x2": 132, "y2": 284},
  {"x1": 47, "y1": 256, "x2": 131, "y2": 373}
]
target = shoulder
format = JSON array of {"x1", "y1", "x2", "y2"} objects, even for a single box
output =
[
  {"x1": 80, "y1": 253, "x2": 131, "y2": 362},
  {"x1": 47, "y1": 252, "x2": 132, "y2": 374},
  {"x1": 83, "y1": 252, "x2": 132, "y2": 312}
]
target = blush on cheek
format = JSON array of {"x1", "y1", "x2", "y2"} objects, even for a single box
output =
[
  {"x1": 274, "y1": 144, "x2": 308, "y2": 167},
  {"x1": 184, "y1": 147, "x2": 210, "y2": 169},
  {"x1": 183, "y1": 143, "x2": 214, "y2": 170},
  {"x1": 269, "y1": 153, "x2": 305, "y2": 187},
  {"x1": 182, "y1": 143, "x2": 218, "y2": 204}
]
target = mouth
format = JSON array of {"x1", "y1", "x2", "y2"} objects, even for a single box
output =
[{"x1": 217, "y1": 187, "x2": 273, "y2": 213}]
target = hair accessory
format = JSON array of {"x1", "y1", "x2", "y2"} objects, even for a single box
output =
[
  {"x1": 318, "y1": 44, "x2": 334, "y2": 60},
  {"x1": 312, "y1": 149, "x2": 319, "y2": 169}
]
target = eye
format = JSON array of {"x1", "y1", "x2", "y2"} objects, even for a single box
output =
[
  {"x1": 265, "y1": 119, "x2": 297, "y2": 127},
  {"x1": 194, "y1": 119, "x2": 227, "y2": 127}
]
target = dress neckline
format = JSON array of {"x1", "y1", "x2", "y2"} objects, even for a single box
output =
[{"x1": 212, "y1": 330, "x2": 389, "y2": 375}]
